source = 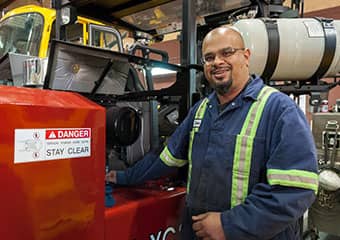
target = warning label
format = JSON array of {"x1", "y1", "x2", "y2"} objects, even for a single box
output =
[
  {"x1": 46, "y1": 129, "x2": 91, "y2": 139},
  {"x1": 14, "y1": 128, "x2": 91, "y2": 163}
]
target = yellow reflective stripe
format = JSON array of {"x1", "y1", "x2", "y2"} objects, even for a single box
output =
[
  {"x1": 240, "y1": 86, "x2": 277, "y2": 136},
  {"x1": 231, "y1": 86, "x2": 277, "y2": 208},
  {"x1": 267, "y1": 169, "x2": 319, "y2": 194},
  {"x1": 187, "y1": 130, "x2": 195, "y2": 193},
  {"x1": 160, "y1": 146, "x2": 187, "y2": 167},
  {"x1": 187, "y1": 98, "x2": 209, "y2": 193},
  {"x1": 197, "y1": 99, "x2": 209, "y2": 118}
]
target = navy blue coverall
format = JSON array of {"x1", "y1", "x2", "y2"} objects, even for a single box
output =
[{"x1": 116, "y1": 76, "x2": 318, "y2": 239}]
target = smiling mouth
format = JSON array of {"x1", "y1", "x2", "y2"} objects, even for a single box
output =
[{"x1": 212, "y1": 67, "x2": 231, "y2": 78}]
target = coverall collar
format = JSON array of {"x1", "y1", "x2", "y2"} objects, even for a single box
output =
[{"x1": 242, "y1": 75, "x2": 265, "y2": 101}]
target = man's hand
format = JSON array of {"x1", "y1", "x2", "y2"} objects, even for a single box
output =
[
  {"x1": 105, "y1": 170, "x2": 117, "y2": 183},
  {"x1": 192, "y1": 212, "x2": 226, "y2": 240}
]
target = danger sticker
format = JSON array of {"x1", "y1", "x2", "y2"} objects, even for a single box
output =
[
  {"x1": 14, "y1": 128, "x2": 91, "y2": 163},
  {"x1": 46, "y1": 129, "x2": 91, "y2": 139}
]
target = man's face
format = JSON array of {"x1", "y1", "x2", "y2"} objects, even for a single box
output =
[{"x1": 202, "y1": 29, "x2": 250, "y2": 95}]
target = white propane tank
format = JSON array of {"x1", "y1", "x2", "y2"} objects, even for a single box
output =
[{"x1": 233, "y1": 18, "x2": 340, "y2": 81}]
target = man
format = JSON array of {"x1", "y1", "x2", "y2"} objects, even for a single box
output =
[{"x1": 106, "y1": 26, "x2": 318, "y2": 239}]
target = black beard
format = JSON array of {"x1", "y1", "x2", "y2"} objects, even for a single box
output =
[{"x1": 214, "y1": 78, "x2": 233, "y2": 95}]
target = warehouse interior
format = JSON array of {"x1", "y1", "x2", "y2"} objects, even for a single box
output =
[{"x1": 0, "y1": 0, "x2": 340, "y2": 240}]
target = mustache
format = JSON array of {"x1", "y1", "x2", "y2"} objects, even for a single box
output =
[{"x1": 210, "y1": 65, "x2": 232, "y2": 73}]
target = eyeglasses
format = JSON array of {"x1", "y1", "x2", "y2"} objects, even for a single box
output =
[{"x1": 201, "y1": 47, "x2": 245, "y2": 65}]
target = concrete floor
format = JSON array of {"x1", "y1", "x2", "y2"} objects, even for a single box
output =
[
  {"x1": 304, "y1": 232, "x2": 340, "y2": 240},
  {"x1": 319, "y1": 233, "x2": 340, "y2": 240}
]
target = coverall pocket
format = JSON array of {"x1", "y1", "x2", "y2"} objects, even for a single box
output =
[
  {"x1": 204, "y1": 134, "x2": 236, "y2": 210},
  {"x1": 248, "y1": 136, "x2": 266, "y2": 186},
  {"x1": 206, "y1": 134, "x2": 266, "y2": 209},
  {"x1": 188, "y1": 131, "x2": 234, "y2": 210}
]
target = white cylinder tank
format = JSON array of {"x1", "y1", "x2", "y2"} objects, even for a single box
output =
[{"x1": 233, "y1": 18, "x2": 340, "y2": 81}]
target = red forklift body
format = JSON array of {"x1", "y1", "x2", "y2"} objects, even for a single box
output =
[
  {"x1": 0, "y1": 86, "x2": 106, "y2": 239},
  {"x1": 0, "y1": 85, "x2": 185, "y2": 240}
]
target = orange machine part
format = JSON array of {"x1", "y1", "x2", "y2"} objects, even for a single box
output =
[
  {"x1": 105, "y1": 184, "x2": 186, "y2": 239},
  {"x1": 0, "y1": 85, "x2": 186, "y2": 240},
  {"x1": 0, "y1": 86, "x2": 106, "y2": 240}
]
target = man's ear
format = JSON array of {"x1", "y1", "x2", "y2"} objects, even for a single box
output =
[
  {"x1": 244, "y1": 48, "x2": 250, "y2": 59},
  {"x1": 244, "y1": 48, "x2": 251, "y2": 66}
]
